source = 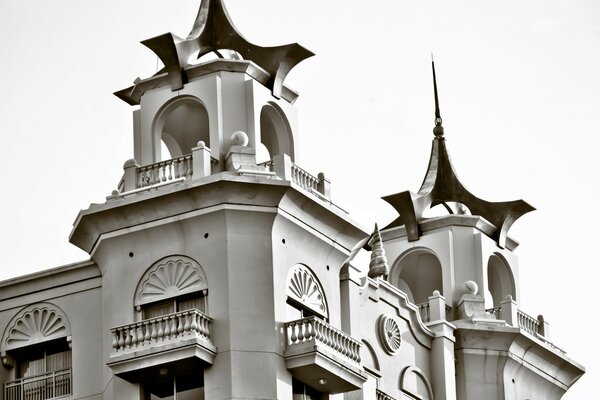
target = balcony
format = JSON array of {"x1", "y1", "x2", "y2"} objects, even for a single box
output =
[
  {"x1": 112, "y1": 143, "x2": 335, "y2": 206},
  {"x1": 284, "y1": 316, "x2": 367, "y2": 394},
  {"x1": 4, "y1": 368, "x2": 71, "y2": 400},
  {"x1": 107, "y1": 309, "x2": 216, "y2": 382}
]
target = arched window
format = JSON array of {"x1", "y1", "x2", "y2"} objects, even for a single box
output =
[
  {"x1": 389, "y1": 249, "x2": 443, "y2": 306},
  {"x1": 400, "y1": 366, "x2": 434, "y2": 400},
  {"x1": 153, "y1": 96, "x2": 210, "y2": 161},
  {"x1": 134, "y1": 255, "x2": 208, "y2": 319},
  {"x1": 1, "y1": 303, "x2": 72, "y2": 399},
  {"x1": 259, "y1": 102, "x2": 294, "y2": 163},
  {"x1": 285, "y1": 264, "x2": 328, "y2": 321},
  {"x1": 487, "y1": 253, "x2": 516, "y2": 308}
]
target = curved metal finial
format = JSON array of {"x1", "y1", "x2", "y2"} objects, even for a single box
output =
[
  {"x1": 431, "y1": 55, "x2": 444, "y2": 138},
  {"x1": 137, "y1": 0, "x2": 313, "y2": 100}
]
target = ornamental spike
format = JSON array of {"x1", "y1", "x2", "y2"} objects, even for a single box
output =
[{"x1": 368, "y1": 223, "x2": 389, "y2": 279}]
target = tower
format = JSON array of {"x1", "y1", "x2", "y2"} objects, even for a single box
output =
[{"x1": 0, "y1": 2, "x2": 585, "y2": 400}]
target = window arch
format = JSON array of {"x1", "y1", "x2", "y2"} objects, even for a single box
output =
[
  {"x1": 153, "y1": 96, "x2": 210, "y2": 161},
  {"x1": 389, "y1": 249, "x2": 443, "y2": 306},
  {"x1": 1, "y1": 303, "x2": 72, "y2": 398},
  {"x1": 487, "y1": 253, "x2": 516, "y2": 308},
  {"x1": 259, "y1": 102, "x2": 294, "y2": 163},
  {"x1": 134, "y1": 255, "x2": 209, "y2": 318},
  {"x1": 285, "y1": 264, "x2": 328, "y2": 320}
]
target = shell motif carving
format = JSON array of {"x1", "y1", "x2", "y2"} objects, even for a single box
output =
[
  {"x1": 287, "y1": 265, "x2": 328, "y2": 318},
  {"x1": 378, "y1": 315, "x2": 402, "y2": 355},
  {"x1": 136, "y1": 256, "x2": 207, "y2": 306},
  {"x1": 3, "y1": 304, "x2": 70, "y2": 351}
]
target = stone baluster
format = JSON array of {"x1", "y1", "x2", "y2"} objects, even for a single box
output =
[
  {"x1": 118, "y1": 329, "x2": 125, "y2": 349},
  {"x1": 124, "y1": 327, "x2": 132, "y2": 348},
  {"x1": 144, "y1": 321, "x2": 150, "y2": 342},
  {"x1": 150, "y1": 320, "x2": 157, "y2": 341},
  {"x1": 111, "y1": 330, "x2": 118, "y2": 350},
  {"x1": 177, "y1": 314, "x2": 184, "y2": 335},
  {"x1": 183, "y1": 313, "x2": 191, "y2": 333},
  {"x1": 163, "y1": 316, "x2": 171, "y2": 338},
  {"x1": 156, "y1": 318, "x2": 164, "y2": 340},
  {"x1": 190, "y1": 312, "x2": 198, "y2": 333}
]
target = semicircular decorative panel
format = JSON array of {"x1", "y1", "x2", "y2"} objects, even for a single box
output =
[
  {"x1": 378, "y1": 315, "x2": 402, "y2": 355},
  {"x1": 2, "y1": 303, "x2": 71, "y2": 352},
  {"x1": 286, "y1": 264, "x2": 328, "y2": 318},
  {"x1": 135, "y1": 255, "x2": 208, "y2": 306}
]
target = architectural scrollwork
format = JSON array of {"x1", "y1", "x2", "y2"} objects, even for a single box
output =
[
  {"x1": 286, "y1": 264, "x2": 328, "y2": 318},
  {"x1": 135, "y1": 255, "x2": 208, "y2": 307}
]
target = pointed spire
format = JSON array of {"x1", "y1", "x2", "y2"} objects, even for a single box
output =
[
  {"x1": 381, "y1": 58, "x2": 535, "y2": 249},
  {"x1": 368, "y1": 224, "x2": 389, "y2": 279},
  {"x1": 431, "y1": 55, "x2": 444, "y2": 138}
]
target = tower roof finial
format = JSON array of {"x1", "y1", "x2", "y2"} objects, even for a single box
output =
[{"x1": 431, "y1": 54, "x2": 444, "y2": 138}]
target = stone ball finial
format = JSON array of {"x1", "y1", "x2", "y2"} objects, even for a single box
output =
[
  {"x1": 196, "y1": 140, "x2": 206, "y2": 148},
  {"x1": 464, "y1": 280, "x2": 478, "y2": 295},
  {"x1": 231, "y1": 131, "x2": 249, "y2": 146},
  {"x1": 433, "y1": 290, "x2": 440, "y2": 296},
  {"x1": 123, "y1": 158, "x2": 137, "y2": 168}
]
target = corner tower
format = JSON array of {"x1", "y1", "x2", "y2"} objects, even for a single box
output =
[
  {"x1": 69, "y1": 1, "x2": 367, "y2": 399},
  {"x1": 375, "y1": 61, "x2": 583, "y2": 399}
]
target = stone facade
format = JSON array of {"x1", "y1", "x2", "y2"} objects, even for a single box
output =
[{"x1": 0, "y1": 1, "x2": 584, "y2": 400}]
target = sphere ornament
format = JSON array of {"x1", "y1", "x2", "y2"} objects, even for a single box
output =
[{"x1": 377, "y1": 315, "x2": 402, "y2": 355}]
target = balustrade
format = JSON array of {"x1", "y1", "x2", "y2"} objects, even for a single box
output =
[
  {"x1": 290, "y1": 163, "x2": 319, "y2": 193},
  {"x1": 111, "y1": 309, "x2": 212, "y2": 353},
  {"x1": 376, "y1": 389, "x2": 396, "y2": 400},
  {"x1": 486, "y1": 306, "x2": 502, "y2": 320},
  {"x1": 136, "y1": 155, "x2": 193, "y2": 188},
  {"x1": 285, "y1": 316, "x2": 361, "y2": 365},
  {"x1": 4, "y1": 368, "x2": 71, "y2": 400},
  {"x1": 517, "y1": 309, "x2": 540, "y2": 337},
  {"x1": 417, "y1": 302, "x2": 430, "y2": 323}
]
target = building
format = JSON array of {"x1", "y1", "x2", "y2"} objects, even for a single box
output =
[{"x1": 0, "y1": 1, "x2": 585, "y2": 399}]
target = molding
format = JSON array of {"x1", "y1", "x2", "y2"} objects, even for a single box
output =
[
  {"x1": 1, "y1": 303, "x2": 71, "y2": 358},
  {"x1": 134, "y1": 255, "x2": 208, "y2": 307},
  {"x1": 286, "y1": 264, "x2": 328, "y2": 318}
]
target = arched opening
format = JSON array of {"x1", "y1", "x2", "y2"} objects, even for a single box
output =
[
  {"x1": 134, "y1": 255, "x2": 209, "y2": 317},
  {"x1": 400, "y1": 366, "x2": 434, "y2": 400},
  {"x1": 1, "y1": 303, "x2": 72, "y2": 398},
  {"x1": 487, "y1": 253, "x2": 516, "y2": 308},
  {"x1": 285, "y1": 264, "x2": 328, "y2": 321},
  {"x1": 390, "y1": 249, "x2": 443, "y2": 306},
  {"x1": 154, "y1": 97, "x2": 209, "y2": 161},
  {"x1": 259, "y1": 103, "x2": 294, "y2": 163}
]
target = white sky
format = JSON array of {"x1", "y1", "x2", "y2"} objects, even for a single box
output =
[{"x1": 0, "y1": 0, "x2": 598, "y2": 398}]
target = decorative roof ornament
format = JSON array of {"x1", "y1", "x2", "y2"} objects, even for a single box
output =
[
  {"x1": 382, "y1": 59, "x2": 535, "y2": 248},
  {"x1": 116, "y1": 0, "x2": 313, "y2": 103},
  {"x1": 368, "y1": 224, "x2": 389, "y2": 279}
]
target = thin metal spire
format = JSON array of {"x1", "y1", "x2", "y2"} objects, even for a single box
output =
[{"x1": 431, "y1": 54, "x2": 444, "y2": 137}]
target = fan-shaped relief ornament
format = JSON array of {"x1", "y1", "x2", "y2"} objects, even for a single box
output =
[
  {"x1": 287, "y1": 265, "x2": 328, "y2": 318},
  {"x1": 378, "y1": 315, "x2": 402, "y2": 355},
  {"x1": 2, "y1": 303, "x2": 70, "y2": 352},
  {"x1": 136, "y1": 256, "x2": 208, "y2": 306}
]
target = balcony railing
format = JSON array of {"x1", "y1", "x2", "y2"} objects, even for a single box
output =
[
  {"x1": 136, "y1": 155, "x2": 193, "y2": 188},
  {"x1": 110, "y1": 309, "x2": 212, "y2": 353},
  {"x1": 285, "y1": 316, "x2": 361, "y2": 365},
  {"x1": 4, "y1": 368, "x2": 71, "y2": 400},
  {"x1": 516, "y1": 309, "x2": 540, "y2": 337},
  {"x1": 417, "y1": 301, "x2": 452, "y2": 323},
  {"x1": 376, "y1": 389, "x2": 396, "y2": 400},
  {"x1": 284, "y1": 316, "x2": 366, "y2": 393}
]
